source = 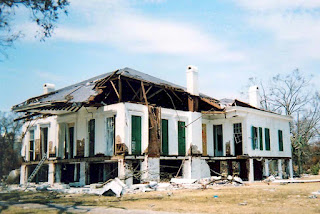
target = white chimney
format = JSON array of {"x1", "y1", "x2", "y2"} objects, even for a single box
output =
[
  {"x1": 186, "y1": 65, "x2": 199, "y2": 96},
  {"x1": 249, "y1": 85, "x2": 260, "y2": 108},
  {"x1": 43, "y1": 83, "x2": 55, "y2": 94}
]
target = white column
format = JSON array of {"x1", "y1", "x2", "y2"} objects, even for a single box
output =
[
  {"x1": 264, "y1": 159, "x2": 269, "y2": 177},
  {"x1": 278, "y1": 159, "x2": 283, "y2": 179},
  {"x1": 249, "y1": 159, "x2": 254, "y2": 182},
  {"x1": 48, "y1": 163, "x2": 55, "y2": 185},
  {"x1": 20, "y1": 165, "x2": 27, "y2": 185},
  {"x1": 288, "y1": 159, "x2": 294, "y2": 179}
]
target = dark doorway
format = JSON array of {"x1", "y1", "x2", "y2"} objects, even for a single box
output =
[
  {"x1": 254, "y1": 159, "x2": 263, "y2": 180},
  {"x1": 239, "y1": 160, "x2": 248, "y2": 181},
  {"x1": 69, "y1": 127, "x2": 74, "y2": 159}
]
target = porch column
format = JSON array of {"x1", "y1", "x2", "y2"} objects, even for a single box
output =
[
  {"x1": 249, "y1": 159, "x2": 254, "y2": 182},
  {"x1": 278, "y1": 159, "x2": 283, "y2": 179}
]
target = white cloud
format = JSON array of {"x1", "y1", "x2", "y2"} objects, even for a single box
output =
[
  {"x1": 234, "y1": 0, "x2": 320, "y2": 60},
  {"x1": 34, "y1": 70, "x2": 64, "y2": 82},
  {"x1": 50, "y1": 0, "x2": 245, "y2": 62},
  {"x1": 236, "y1": 0, "x2": 320, "y2": 11}
]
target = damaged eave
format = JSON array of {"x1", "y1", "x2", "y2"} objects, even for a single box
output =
[
  {"x1": 225, "y1": 106, "x2": 293, "y2": 121},
  {"x1": 200, "y1": 97, "x2": 222, "y2": 110}
]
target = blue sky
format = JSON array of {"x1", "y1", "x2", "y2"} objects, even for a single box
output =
[{"x1": 1, "y1": 0, "x2": 320, "y2": 111}]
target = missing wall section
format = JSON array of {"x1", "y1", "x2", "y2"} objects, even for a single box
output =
[
  {"x1": 160, "y1": 160, "x2": 182, "y2": 181},
  {"x1": 27, "y1": 164, "x2": 48, "y2": 183},
  {"x1": 88, "y1": 162, "x2": 118, "y2": 184}
]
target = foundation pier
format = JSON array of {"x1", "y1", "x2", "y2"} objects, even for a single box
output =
[
  {"x1": 148, "y1": 157, "x2": 160, "y2": 182},
  {"x1": 278, "y1": 159, "x2": 283, "y2": 179},
  {"x1": 20, "y1": 165, "x2": 27, "y2": 185},
  {"x1": 48, "y1": 163, "x2": 55, "y2": 185},
  {"x1": 288, "y1": 159, "x2": 294, "y2": 179},
  {"x1": 249, "y1": 159, "x2": 254, "y2": 182},
  {"x1": 79, "y1": 162, "x2": 87, "y2": 186},
  {"x1": 264, "y1": 159, "x2": 269, "y2": 177},
  {"x1": 55, "y1": 164, "x2": 61, "y2": 183}
]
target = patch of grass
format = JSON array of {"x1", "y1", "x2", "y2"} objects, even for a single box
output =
[{"x1": 0, "y1": 183, "x2": 319, "y2": 213}]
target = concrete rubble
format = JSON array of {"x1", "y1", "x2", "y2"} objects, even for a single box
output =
[{"x1": 0, "y1": 175, "x2": 246, "y2": 196}]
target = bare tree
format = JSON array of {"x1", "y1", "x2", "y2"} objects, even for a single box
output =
[
  {"x1": 0, "y1": 111, "x2": 23, "y2": 180},
  {"x1": 244, "y1": 70, "x2": 320, "y2": 175}
]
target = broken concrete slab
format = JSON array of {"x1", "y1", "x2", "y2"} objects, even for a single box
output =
[
  {"x1": 99, "y1": 178, "x2": 126, "y2": 197},
  {"x1": 170, "y1": 178, "x2": 197, "y2": 184}
]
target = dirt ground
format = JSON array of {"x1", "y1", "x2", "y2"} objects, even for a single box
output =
[{"x1": 0, "y1": 182, "x2": 319, "y2": 214}]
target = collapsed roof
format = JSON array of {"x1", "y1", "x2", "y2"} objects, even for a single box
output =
[{"x1": 12, "y1": 67, "x2": 223, "y2": 119}]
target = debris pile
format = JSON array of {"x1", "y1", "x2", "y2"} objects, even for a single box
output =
[{"x1": 1, "y1": 175, "x2": 244, "y2": 197}]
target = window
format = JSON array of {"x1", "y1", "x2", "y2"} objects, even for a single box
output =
[
  {"x1": 105, "y1": 117, "x2": 115, "y2": 156},
  {"x1": 40, "y1": 127, "x2": 48, "y2": 158},
  {"x1": 161, "y1": 119, "x2": 169, "y2": 155},
  {"x1": 29, "y1": 130, "x2": 35, "y2": 161},
  {"x1": 265, "y1": 128, "x2": 270, "y2": 151},
  {"x1": 278, "y1": 130, "x2": 284, "y2": 151},
  {"x1": 251, "y1": 126, "x2": 258, "y2": 150},
  {"x1": 233, "y1": 123, "x2": 242, "y2": 156},
  {"x1": 259, "y1": 127, "x2": 263, "y2": 150},
  {"x1": 213, "y1": 125, "x2": 223, "y2": 156}
]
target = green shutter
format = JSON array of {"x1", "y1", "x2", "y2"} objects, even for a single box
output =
[
  {"x1": 278, "y1": 130, "x2": 283, "y2": 151},
  {"x1": 132, "y1": 116, "x2": 142, "y2": 155},
  {"x1": 265, "y1": 128, "x2": 270, "y2": 151},
  {"x1": 162, "y1": 119, "x2": 169, "y2": 155},
  {"x1": 259, "y1": 127, "x2": 263, "y2": 150},
  {"x1": 88, "y1": 119, "x2": 95, "y2": 157},
  {"x1": 178, "y1": 121, "x2": 186, "y2": 156},
  {"x1": 251, "y1": 126, "x2": 255, "y2": 150}
]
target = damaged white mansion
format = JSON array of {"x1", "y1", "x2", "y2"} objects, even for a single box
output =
[{"x1": 12, "y1": 66, "x2": 293, "y2": 186}]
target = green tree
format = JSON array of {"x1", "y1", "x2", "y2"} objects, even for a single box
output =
[{"x1": 0, "y1": 0, "x2": 69, "y2": 56}]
